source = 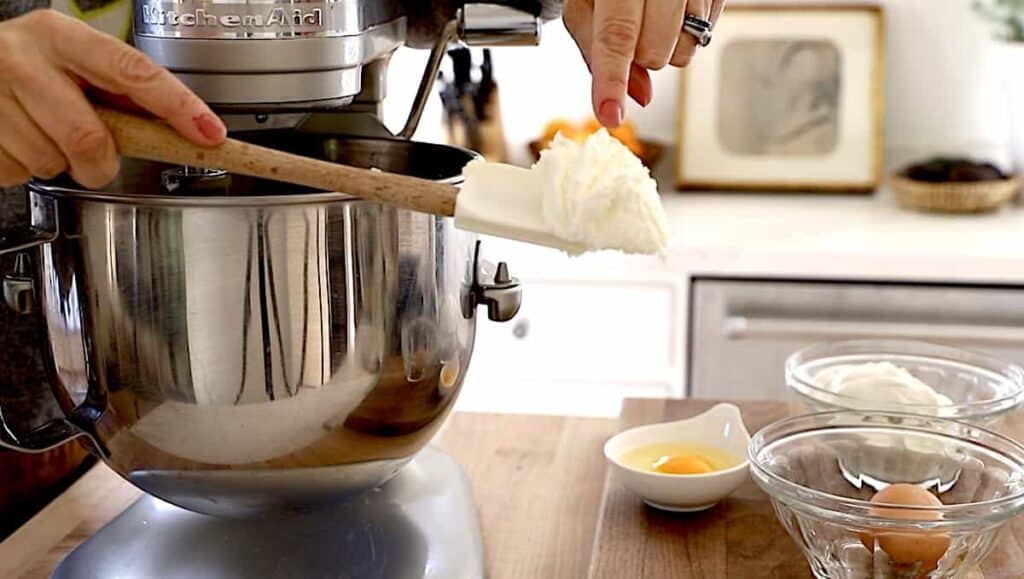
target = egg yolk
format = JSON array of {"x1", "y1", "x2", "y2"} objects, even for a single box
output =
[
  {"x1": 652, "y1": 455, "x2": 715, "y2": 475},
  {"x1": 621, "y1": 442, "x2": 740, "y2": 475}
]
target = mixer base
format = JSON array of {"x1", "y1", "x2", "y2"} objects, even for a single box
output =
[{"x1": 51, "y1": 446, "x2": 484, "y2": 579}]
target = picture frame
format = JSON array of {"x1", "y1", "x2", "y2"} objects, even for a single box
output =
[{"x1": 676, "y1": 4, "x2": 885, "y2": 193}]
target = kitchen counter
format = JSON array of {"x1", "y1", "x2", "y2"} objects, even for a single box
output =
[
  {"x1": 481, "y1": 144, "x2": 1024, "y2": 284},
  {"x1": 483, "y1": 189, "x2": 1024, "y2": 285},
  {"x1": 5, "y1": 401, "x2": 1024, "y2": 578},
  {"x1": 594, "y1": 399, "x2": 1024, "y2": 578},
  {"x1": 0, "y1": 411, "x2": 616, "y2": 579}
]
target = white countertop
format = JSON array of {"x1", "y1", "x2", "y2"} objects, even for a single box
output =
[{"x1": 483, "y1": 187, "x2": 1024, "y2": 285}]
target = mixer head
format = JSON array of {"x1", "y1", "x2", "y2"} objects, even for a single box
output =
[{"x1": 132, "y1": 0, "x2": 542, "y2": 134}]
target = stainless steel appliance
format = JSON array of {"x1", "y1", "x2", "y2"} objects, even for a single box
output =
[
  {"x1": 131, "y1": 0, "x2": 542, "y2": 134},
  {"x1": 690, "y1": 278, "x2": 1024, "y2": 400},
  {"x1": 0, "y1": 2, "x2": 542, "y2": 577}
]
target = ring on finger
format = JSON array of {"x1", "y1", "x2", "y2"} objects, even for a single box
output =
[{"x1": 682, "y1": 14, "x2": 713, "y2": 47}]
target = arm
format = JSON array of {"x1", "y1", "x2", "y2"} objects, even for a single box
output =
[
  {"x1": 564, "y1": 0, "x2": 726, "y2": 127},
  {"x1": 0, "y1": 9, "x2": 226, "y2": 188}
]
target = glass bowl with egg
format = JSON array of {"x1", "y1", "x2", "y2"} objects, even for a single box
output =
[
  {"x1": 749, "y1": 411, "x2": 1024, "y2": 578},
  {"x1": 786, "y1": 340, "x2": 1024, "y2": 426}
]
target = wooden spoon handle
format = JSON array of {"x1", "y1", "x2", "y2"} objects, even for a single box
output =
[{"x1": 95, "y1": 107, "x2": 459, "y2": 217}]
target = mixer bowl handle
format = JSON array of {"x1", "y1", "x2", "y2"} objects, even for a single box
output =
[
  {"x1": 0, "y1": 197, "x2": 101, "y2": 455},
  {"x1": 466, "y1": 241, "x2": 522, "y2": 322},
  {"x1": 0, "y1": 406, "x2": 97, "y2": 455},
  {"x1": 0, "y1": 193, "x2": 58, "y2": 312}
]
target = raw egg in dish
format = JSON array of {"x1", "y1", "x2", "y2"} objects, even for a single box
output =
[
  {"x1": 859, "y1": 483, "x2": 950, "y2": 576},
  {"x1": 621, "y1": 442, "x2": 741, "y2": 475}
]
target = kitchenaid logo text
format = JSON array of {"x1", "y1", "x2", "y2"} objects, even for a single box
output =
[{"x1": 141, "y1": 5, "x2": 323, "y2": 28}]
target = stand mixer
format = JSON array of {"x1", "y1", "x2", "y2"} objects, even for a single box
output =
[{"x1": 0, "y1": 2, "x2": 544, "y2": 576}]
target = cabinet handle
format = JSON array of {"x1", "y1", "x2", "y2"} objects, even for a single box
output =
[{"x1": 723, "y1": 316, "x2": 1024, "y2": 346}]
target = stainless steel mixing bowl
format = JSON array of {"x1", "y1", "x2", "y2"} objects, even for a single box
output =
[{"x1": 0, "y1": 136, "x2": 520, "y2": 517}]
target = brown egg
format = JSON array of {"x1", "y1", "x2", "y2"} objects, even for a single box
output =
[{"x1": 859, "y1": 484, "x2": 950, "y2": 577}]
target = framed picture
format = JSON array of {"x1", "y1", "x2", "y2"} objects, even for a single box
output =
[{"x1": 676, "y1": 4, "x2": 885, "y2": 192}]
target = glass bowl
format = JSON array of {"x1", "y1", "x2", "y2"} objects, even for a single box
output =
[
  {"x1": 749, "y1": 411, "x2": 1024, "y2": 579},
  {"x1": 786, "y1": 340, "x2": 1024, "y2": 426}
]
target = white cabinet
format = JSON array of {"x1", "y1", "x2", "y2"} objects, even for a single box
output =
[{"x1": 458, "y1": 278, "x2": 682, "y2": 416}]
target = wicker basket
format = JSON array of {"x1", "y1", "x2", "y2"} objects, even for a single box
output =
[{"x1": 891, "y1": 174, "x2": 1020, "y2": 214}]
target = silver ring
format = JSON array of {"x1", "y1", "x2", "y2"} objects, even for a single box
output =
[{"x1": 682, "y1": 14, "x2": 713, "y2": 47}]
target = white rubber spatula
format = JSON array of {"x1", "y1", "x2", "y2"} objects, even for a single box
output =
[
  {"x1": 96, "y1": 107, "x2": 585, "y2": 253},
  {"x1": 454, "y1": 162, "x2": 587, "y2": 253}
]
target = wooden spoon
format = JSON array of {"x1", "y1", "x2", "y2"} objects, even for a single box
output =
[
  {"x1": 95, "y1": 107, "x2": 584, "y2": 253},
  {"x1": 96, "y1": 107, "x2": 459, "y2": 217}
]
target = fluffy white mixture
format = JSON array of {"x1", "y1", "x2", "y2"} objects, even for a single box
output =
[
  {"x1": 534, "y1": 130, "x2": 667, "y2": 254},
  {"x1": 456, "y1": 129, "x2": 668, "y2": 255},
  {"x1": 813, "y1": 362, "x2": 953, "y2": 407}
]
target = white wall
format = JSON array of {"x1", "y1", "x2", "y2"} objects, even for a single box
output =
[
  {"x1": 383, "y1": 0, "x2": 1012, "y2": 172},
  {"x1": 882, "y1": 0, "x2": 1009, "y2": 169}
]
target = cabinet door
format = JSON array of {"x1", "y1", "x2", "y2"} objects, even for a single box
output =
[
  {"x1": 689, "y1": 278, "x2": 1024, "y2": 400},
  {"x1": 459, "y1": 280, "x2": 680, "y2": 415}
]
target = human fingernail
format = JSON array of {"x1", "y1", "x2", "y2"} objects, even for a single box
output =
[
  {"x1": 599, "y1": 99, "x2": 624, "y2": 127},
  {"x1": 628, "y1": 84, "x2": 652, "y2": 108},
  {"x1": 193, "y1": 113, "x2": 226, "y2": 142}
]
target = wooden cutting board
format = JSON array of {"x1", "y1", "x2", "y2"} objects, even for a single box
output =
[
  {"x1": 7, "y1": 401, "x2": 1024, "y2": 578},
  {"x1": 0, "y1": 412, "x2": 617, "y2": 579},
  {"x1": 590, "y1": 399, "x2": 1024, "y2": 579}
]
